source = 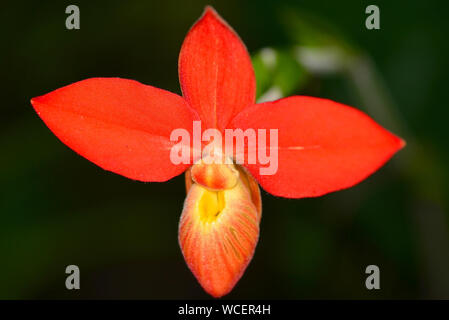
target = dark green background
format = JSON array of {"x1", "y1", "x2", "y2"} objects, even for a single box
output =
[{"x1": 1, "y1": 0, "x2": 448, "y2": 299}]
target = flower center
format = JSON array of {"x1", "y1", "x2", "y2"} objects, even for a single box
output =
[{"x1": 198, "y1": 189, "x2": 226, "y2": 223}]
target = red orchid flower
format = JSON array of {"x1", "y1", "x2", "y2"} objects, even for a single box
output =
[{"x1": 30, "y1": 7, "x2": 404, "y2": 298}]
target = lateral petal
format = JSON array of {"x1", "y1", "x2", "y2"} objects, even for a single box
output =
[
  {"x1": 31, "y1": 77, "x2": 199, "y2": 182},
  {"x1": 229, "y1": 96, "x2": 405, "y2": 198}
]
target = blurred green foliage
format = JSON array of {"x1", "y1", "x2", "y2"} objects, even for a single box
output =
[
  {"x1": 1, "y1": 0, "x2": 448, "y2": 299},
  {"x1": 252, "y1": 48, "x2": 307, "y2": 99}
]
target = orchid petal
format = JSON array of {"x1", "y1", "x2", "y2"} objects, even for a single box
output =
[
  {"x1": 31, "y1": 78, "x2": 199, "y2": 182},
  {"x1": 229, "y1": 96, "x2": 405, "y2": 198},
  {"x1": 179, "y1": 173, "x2": 260, "y2": 297},
  {"x1": 178, "y1": 7, "x2": 256, "y2": 131}
]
